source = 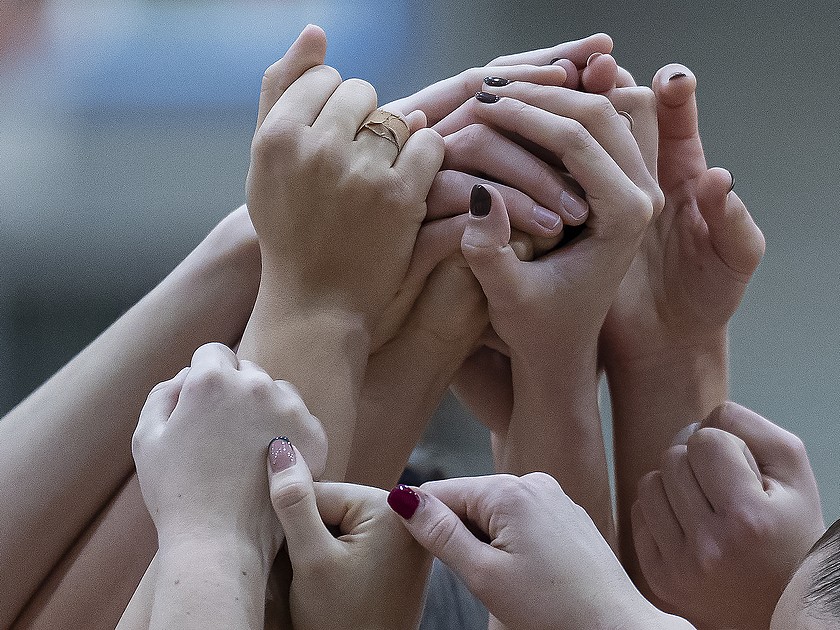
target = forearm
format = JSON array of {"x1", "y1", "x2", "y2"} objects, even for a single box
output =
[
  {"x1": 0, "y1": 212, "x2": 260, "y2": 625},
  {"x1": 149, "y1": 537, "x2": 269, "y2": 630},
  {"x1": 607, "y1": 336, "x2": 727, "y2": 570},
  {"x1": 237, "y1": 283, "x2": 370, "y2": 481},
  {"x1": 501, "y1": 350, "x2": 614, "y2": 545}
]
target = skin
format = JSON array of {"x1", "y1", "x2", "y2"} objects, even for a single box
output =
[
  {"x1": 393, "y1": 473, "x2": 693, "y2": 630},
  {"x1": 633, "y1": 402, "x2": 826, "y2": 630},
  {"x1": 770, "y1": 553, "x2": 839, "y2": 630}
]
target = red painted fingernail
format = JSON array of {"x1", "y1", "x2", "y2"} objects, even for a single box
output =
[
  {"x1": 387, "y1": 484, "x2": 420, "y2": 519},
  {"x1": 268, "y1": 436, "x2": 295, "y2": 472},
  {"x1": 470, "y1": 184, "x2": 492, "y2": 217}
]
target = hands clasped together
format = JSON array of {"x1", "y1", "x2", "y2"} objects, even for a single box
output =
[{"x1": 125, "y1": 23, "x2": 831, "y2": 630}]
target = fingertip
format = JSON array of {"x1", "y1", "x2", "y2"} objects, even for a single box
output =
[
  {"x1": 387, "y1": 484, "x2": 422, "y2": 520},
  {"x1": 405, "y1": 109, "x2": 428, "y2": 133},
  {"x1": 652, "y1": 63, "x2": 697, "y2": 107}
]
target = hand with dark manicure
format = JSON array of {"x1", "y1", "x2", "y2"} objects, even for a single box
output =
[
  {"x1": 268, "y1": 441, "x2": 431, "y2": 630},
  {"x1": 389, "y1": 473, "x2": 693, "y2": 630}
]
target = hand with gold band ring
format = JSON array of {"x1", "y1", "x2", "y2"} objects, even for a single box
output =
[{"x1": 357, "y1": 108, "x2": 411, "y2": 152}]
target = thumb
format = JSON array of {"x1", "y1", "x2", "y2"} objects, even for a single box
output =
[
  {"x1": 461, "y1": 184, "x2": 525, "y2": 306},
  {"x1": 697, "y1": 167, "x2": 766, "y2": 276},
  {"x1": 387, "y1": 484, "x2": 500, "y2": 598},
  {"x1": 267, "y1": 437, "x2": 336, "y2": 565}
]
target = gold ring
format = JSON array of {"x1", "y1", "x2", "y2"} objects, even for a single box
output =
[{"x1": 358, "y1": 109, "x2": 410, "y2": 152}]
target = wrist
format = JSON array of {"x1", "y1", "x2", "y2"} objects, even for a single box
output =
[{"x1": 595, "y1": 594, "x2": 695, "y2": 630}]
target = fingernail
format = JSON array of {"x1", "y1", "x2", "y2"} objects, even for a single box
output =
[
  {"x1": 533, "y1": 205, "x2": 562, "y2": 231},
  {"x1": 470, "y1": 184, "x2": 491, "y2": 217},
  {"x1": 668, "y1": 71, "x2": 687, "y2": 81},
  {"x1": 268, "y1": 436, "x2": 295, "y2": 472},
  {"x1": 728, "y1": 171, "x2": 735, "y2": 193},
  {"x1": 387, "y1": 484, "x2": 420, "y2": 519},
  {"x1": 587, "y1": 52, "x2": 602, "y2": 65},
  {"x1": 475, "y1": 91, "x2": 500, "y2": 104},
  {"x1": 672, "y1": 422, "x2": 701, "y2": 446},
  {"x1": 561, "y1": 190, "x2": 587, "y2": 221},
  {"x1": 484, "y1": 76, "x2": 510, "y2": 87},
  {"x1": 549, "y1": 57, "x2": 562, "y2": 65}
]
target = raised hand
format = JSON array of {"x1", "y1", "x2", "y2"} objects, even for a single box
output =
[{"x1": 633, "y1": 403, "x2": 825, "y2": 630}]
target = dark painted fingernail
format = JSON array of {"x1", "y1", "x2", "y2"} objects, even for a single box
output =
[
  {"x1": 549, "y1": 57, "x2": 562, "y2": 65},
  {"x1": 668, "y1": 71, "x2": 687, "y2": 81},
  {"x1": 470, "y1": 184, "x2": 491, "y2": 217},
  {"x1": 387, "y1": 484, "x2": 420, "y2": 519},
  {"x1": 484, "y1": 76, "x2": 510, "y2": 87},
  {"x1": 587, "y1": 52, "x2": 603, "y2": 65},
  {"x1": 728, "y1": 172, "x2": 735, "y2": 193},
  {"x1": 268, "y1": 436, "x2": 295, "y2": 473},
  {"x1": 475, "y1": 91, "x2": 500, "y2": 104}
]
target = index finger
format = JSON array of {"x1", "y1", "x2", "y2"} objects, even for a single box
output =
[
  {"x1": 488, "y1": 33, "x2": 613, "y2": 68},
  {"x1": 256, "y1": 24, "x2": 327, "y2": 131}
]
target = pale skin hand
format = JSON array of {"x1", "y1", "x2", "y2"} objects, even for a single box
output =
[
  {"x1": 446, "y1": 80, "x2": 662, "y2": 545},
  {"x1": 600, "y1": 63, "x2": 766, "y2": 577},
  {"x1": 268, "y1": 445, "x2": 431, "y2": 630},
  {"x1": 0, "y1": 204, "x2": 260, "y2": 630},
  {"x1": 132, "y1": 343, "x2": 325, "y2": 630},
  {"x1": 633, "y1": 402, "x2": 826, "y2": 630},
  {"x1": 390, "y1": 474, "x2": 694, "y2": 630}
]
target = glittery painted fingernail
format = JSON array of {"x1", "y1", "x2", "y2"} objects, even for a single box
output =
[
  {"x1": 268, "y1": 436, "x2": 295, "y2": 472},
  {"x1": 668, "y1": 71, "x2": 687, "y2": 81},
  {"x1": 484, "y1": 76, "x2": 510, "y2": 87},
  {"x1": 470, "y1": 184, "x2": 491, "y2": 217},
  {"x1": 387, "y1": 484, "x2": 420, "y2": 519},
  {"x1": 475, "y1": 91, "x2": 500, "y2": 104}
]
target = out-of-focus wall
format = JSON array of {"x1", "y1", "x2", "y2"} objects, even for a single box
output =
[{"x1": 1, "y1": 0, "x2": 838, "y2": 523}]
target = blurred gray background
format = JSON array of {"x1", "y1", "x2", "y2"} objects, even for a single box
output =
[{"x1": 1, "y1": 0, "x2": 838, "y2": 524}]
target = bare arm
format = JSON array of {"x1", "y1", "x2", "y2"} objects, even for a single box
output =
[{"x1": 0, "y1": 206, "x2": 259, "y2": 626}]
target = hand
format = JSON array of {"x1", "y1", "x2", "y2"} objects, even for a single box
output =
[
  {"x1": 132, "y1": 342, "x2": 326, "y2": 561},
  {"x1": 246, "y1": 28, "x2": 444, "y2": 335},
  {"x1": 600, "y1": 63, "x2": 766, "y2": 371},
  {"x1": 633, "y1": 402, "x2": 825, "y2": 630},
  {"x1": 268, "y1": 442, "x2": 432, "y2": 630},
  {"x1": 390, "y1": 474, "x2": 690, "y2": 630}
]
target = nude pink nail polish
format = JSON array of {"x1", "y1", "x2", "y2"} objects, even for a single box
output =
[{"x1": 268, "y1": 436, "x2": 295, "y2": 472}]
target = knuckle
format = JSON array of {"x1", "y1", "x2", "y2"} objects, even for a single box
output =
[
  {"x1": 271, "y1": 479, "x2": 310, "y2": 513},
  {"x1": 589, "y1": 93, "x2": 618, "y2": 122},
  {"x1": 426, "y1": 512, "x2": 460, "y2": 553},
  {"x1": 561, "y1": 119, "x2": 593, "y2": 153},
  {"x1": 344, "y1": 76, "x2": 377, "y2": 102},
  {"x1": 182, "y1": 367, "x2": 227, "y2": 397}
]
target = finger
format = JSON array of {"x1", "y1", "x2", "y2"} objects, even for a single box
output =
[
  {"x1": 607, "y1": 86, "x2": 659, "y2": 180},
  {"x1": 390, "y1": 64, "x2": 568, "y2": 128},
  {"x1": 265, "y1": 64, "x2": 342, "y2": 128},
  {"x1": 388, "y1": 484, "x2": 503, "y2": 594},
  {"x1": 267, "y1": 440, "x2": 338, "y2": 564},
  {"x1": 631, "y1": 500, "x2": 663, "y2": 566},
  {"x1": 426, "y1": 170, "x2": 567, "y2": 238},
  {"x1": 636, "y1": 470, "x2": 685, "y2": 555},
  {"x1": 685, "y1": 427, "x2": 765, "y2": 513},
  {"x1": 450, "y1": 346, "x2": 513, "y2": 436},
  {"x1": 189, "y1": 341, "x2": 238, "y2": 372},
  {"x1": 315, "y1": 78, "x2": 379, "y2": 138},
  {"x1": 256, "y1": 24, "x2": 327, "y2": 131},
  {"x1": 701, "y1": 402, "x2": 812, "y2": 484},
  {"x1": 488, "y1": 33, "x2": 613, "y2": 68},
  {"x1": 697, "y1": 167, "x2": 765, "y2": 276},
  {"x1": 314, "y1": 481, "x2": 387, "y2": 528},
  {"x1": 476, "y1": 84, "x2": 656, "y2": 195},
  {"x1": 580, "y1": 52, "x2": 619, "y2": 94},
  {"x1": 391, "y1": 126, "x2": 445, "y2": 198},
  {"x1": 615, "y1": 65, "x2": 637, "y2": 88},
  {"x1": 137, "y1": 366, "x2": 191, "y2": 429},
  {"x1": 442, "y1": 123, "x2": 589, "y2": 226},
  {"x1": 651, "y1": 64, "x2": 707, "y2": 187},
  {"x1": 405, "y1": 109, "x2": 427, "y2": 134},
  {"x1": 461, "y1": 185, "x2": 527, "y2": 307},
  {"x1": 659, "y1": 445, "x2": 714, "y2": 537},
  {"x1": 471, "y1": 96, "x2": 651, "y2": 227}
]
